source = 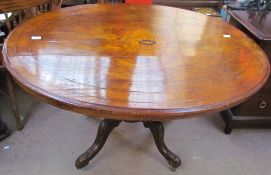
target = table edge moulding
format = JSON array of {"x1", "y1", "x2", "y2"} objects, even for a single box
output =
[
  {"x1": 2, "y1": 4, "x2": 270, "y2": 171},
  {"x1": 2, "y1": 16, "x2": 270, "y2": 120}
]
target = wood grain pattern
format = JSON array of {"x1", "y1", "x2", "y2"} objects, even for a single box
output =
[{"x1": 2, "y1": 4, "x2": 270, "y2": 121}]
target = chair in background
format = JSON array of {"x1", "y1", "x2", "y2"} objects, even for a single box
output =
[{"x1": 0, "y1": 0, "x2": 62, "y2": 130}]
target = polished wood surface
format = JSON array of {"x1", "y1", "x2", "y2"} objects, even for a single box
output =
[
  {"x1": 2, "y1": 4, "x2": 270, "y2": 121},
  {"x1": 229, "y1": 10, "x2": 271, "y2": 41}
]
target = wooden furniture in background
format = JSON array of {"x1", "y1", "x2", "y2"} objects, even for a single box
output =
[
  {"x1": 222, "y1": 10, "x2": 271, "y2": 134},
  {"x1": 153, "y1": 0, "x2": 223, "y2": 17},
  {"x1": 61, "y1": 0, "x2": 85, "y2": 6},
  {"x1": 0, "y1": 0, "x2": 61, "y2": 130},
  {"x1": 2, "y1": 4, "x2": 269, "y2": 171},
  {"x1": 153, "y1": 0, "x2": 222, "y2": 8},
  {"x1": 95, "y1": 0, "x2": 124, "y2": 3},
  {"x1": 61, "y1": 0, "x2": 114, "y2": 6},
  {"x1": 126, "y1": 0, "x2": 152, "y2": 4},
  {"x1": 61, "y1": 0, "x2": 222, "y2": 7}
]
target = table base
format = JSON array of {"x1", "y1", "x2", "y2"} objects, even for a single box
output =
[{"x1": 75, "y1": 119, "x2": 181, "y2": 171}]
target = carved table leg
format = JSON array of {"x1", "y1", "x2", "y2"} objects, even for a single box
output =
[
  {"x1": 75, "y1": 119, "x2": 121, "y2": 169},
  {"x1": 143, "y1": 121, "x2": 181, "y2": 171}
]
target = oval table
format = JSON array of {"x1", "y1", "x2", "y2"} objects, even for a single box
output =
[{"x1": 2, "y1": 4, "x2": 270, "y2": 171}]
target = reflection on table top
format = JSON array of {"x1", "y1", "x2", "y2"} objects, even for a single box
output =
[{"x1": 2, "y1": 4, "x2": 270, "y2": 120}]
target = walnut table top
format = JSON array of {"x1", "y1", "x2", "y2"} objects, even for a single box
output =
[{"x1": 2, "y1": 4, "x2": 270, "y2": 121}]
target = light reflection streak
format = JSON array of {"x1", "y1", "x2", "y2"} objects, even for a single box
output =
[
  {"x1": 17, "y1": 55, "x2": 111, "y2": 99},
  {"x1": 129, "y1": 56, "x2": 166, "y2": 104}
]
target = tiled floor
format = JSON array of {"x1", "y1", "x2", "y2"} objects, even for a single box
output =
[{"x1": 1, "y1": 88, "x2": 271, "y2": 175}]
